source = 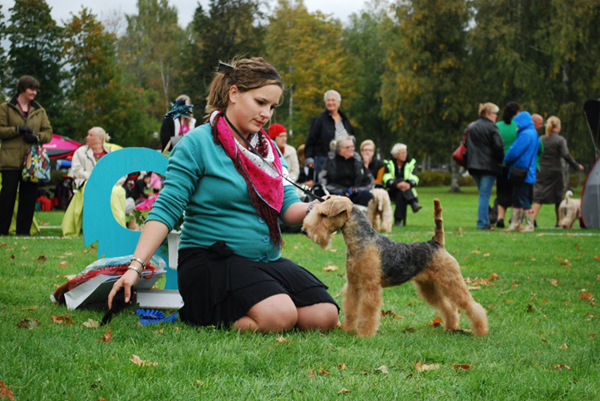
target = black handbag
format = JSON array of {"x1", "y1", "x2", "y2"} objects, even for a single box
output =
[{"x1": 509, "y1": 166, "x2": 528, "y2": 184}]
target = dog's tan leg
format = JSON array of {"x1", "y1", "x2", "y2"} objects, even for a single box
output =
[
  {"x1": 342, "y1": 273, "x2": 361, "y2": 333},
  {"x1": 356, "y1": 281, "x2": 382, "y2": 337},
  {"x1": 413, "y1": 278, "x2": 460, "y2": 331}
]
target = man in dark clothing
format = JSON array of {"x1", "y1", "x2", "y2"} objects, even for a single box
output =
[{"x1": 465, "y1": 102, "x2": 504, "y2": 230}]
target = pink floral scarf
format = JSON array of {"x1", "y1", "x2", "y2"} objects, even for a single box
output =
[{"x1": 211, "y1": 111, "x2": 284, "y2": 247}]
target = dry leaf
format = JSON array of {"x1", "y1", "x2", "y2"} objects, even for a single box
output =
[
  {"x1": 376, "y1": 365, "x2": 389, "y2": 374},
  {"x1": 338, "y1": 363, "x2": 347, "y2": 370},
  {"x1": 590, "y1": 333, "x2": 597, "y2": 338},
  {"x1": 82, "y1": 319, "x2": 100, "y2": 328},
  {"x1": 337, "y1": 388, "x2": 351, "y2": 394},
  {"x1": 552, "y1": 364, "x2": 571, "y2": 370},
  {"x1": 21, "y1": 305, "x2": 38, "y2": 311},
  {"x1": 471, "y1": 250, "x2": 481, "y2": 254},
  {"x1": 594, "y1": 256, "x2": 600, "y2": 261},
  {"x1": 381, "y1": 310, "x2": 404, "y2": 319},
  {"x1": 307, "y1": 368, "x2": 316, "y2": 378},
  {"x1": 319, "y1": 367, "x2": 330, "y2": 375},
  {"x1": 323, "y1": 265, "x2": 339, "y2": 272},
  {"x1": 537, "y1": 233, "x2": 545, "y2": 237},
  {"x1": 541, "y1": 337, "x2": 548, "y2": 343},
  {"x1": 428, "y1": 317, "x2": 443, "y2": 327},
  {"x1": 36, "y1": 254, "x2": 47, "y2": 263},
  {"x1": 452, "y1": 364, "x2": 472, "y2": 370},
  {"x1": 21, "y1": 246, "x2": 28, "y2": 250},
  {"x1": 558, "y1": 343, "x2": 569, "y2": 350},
  {"x1": 550, "y1": 279, "x2": 559, "y2": 287},
  {"x1": 490, "y1": 273, "x2": 499, "y2": 281},
  {"x1": 10, "y1": 255, "x2": 14, "y2": 259},
  {"x1": 276, "y1": 336, "x2": 290, "y2": 344},
  {"x1": 403, "y1": 327, "x2": 414, "y2": 333},
  {"x1": 579, "y1": 292, "x2": 593, "y2": 301},
  {"x1": 527, "y1": 304, "x2": 535, "y2": 313},
  {"x1": 0, "y1": 381, "x2": 15, "y2": 401},
  {"x1": 51, "y1": 315, "x2": 74, "y2": 325},
  {"x1": 17, "y1": 319, "x2": 41, "y2": 329},
  {"x1": 415, "y1": 360, "x2": 441, "y2": 372},
  {"x1": 98, "y1": 327, "x2": 112, "y2": 343},
  {"x1": 483, "y1": 253, "x2": 491, "y2": 257},
  {"x1": 130, "y1": 354, "x2": 158, "y2": 367},
  {"x1": 59, "y1": 261, "x2": 68, "y2": 267}
]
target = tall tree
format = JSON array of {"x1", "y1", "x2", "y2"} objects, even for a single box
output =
[
  {"x1": 344, "y1": 0, "x2": 394, "y2": 155},
  {"x1": 7, "y1": 0, "x2": 64, "y2": 131},
  {"x1": 0, "y1": 5, "x2": 9, "y2": 96},
  {"x1": 265, "y1": 0, "x2": 354, "y2": 145},
  {"x1": 120, "y1": 0, "x2": 185, "y2": 118},
  {"x1": 63, "y1": 8, "x2": 155, "y2": 146},
  {"x1": 183, "y1": 0, "x2": 266, "y2": 113},
  {"x1": 381, "y1": 0, "x2": 471, "y2": 189}
]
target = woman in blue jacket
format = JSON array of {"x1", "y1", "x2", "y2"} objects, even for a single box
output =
[{"x1": 503, "y1": 111, "x2": 540, "y2": 232}]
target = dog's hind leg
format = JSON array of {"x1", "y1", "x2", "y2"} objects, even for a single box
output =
[{"x1": 413, "y1": 278, "x2": 460, "y2": 331}]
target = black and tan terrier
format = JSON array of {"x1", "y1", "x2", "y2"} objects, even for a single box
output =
[{"x1": 302, "y1": 196, "x2": 488, "y2": 338}]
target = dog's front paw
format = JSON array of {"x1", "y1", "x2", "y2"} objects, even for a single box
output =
[
  {"x1": 356, "y1": 326, "x2": 377, "y2": 338},
  {"x1": 342, "y1": 319, "x2": 357, "y2": 333}
]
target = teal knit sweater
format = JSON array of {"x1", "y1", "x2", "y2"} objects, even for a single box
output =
[{"x1": 147, "y1": 123, "x2": 300, "y2": 262}]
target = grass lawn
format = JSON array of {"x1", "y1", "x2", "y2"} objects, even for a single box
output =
[{"x1": 1, "y1": 186, "x2": 599, "y2": 400}]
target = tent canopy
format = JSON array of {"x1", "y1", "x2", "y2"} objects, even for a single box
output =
[{"x1": 43, "y1": 134, "x2": 82, "y2": 160}]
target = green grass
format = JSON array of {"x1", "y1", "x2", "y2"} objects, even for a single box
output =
[{"x1": 1, "y1": 187, "x2": 599, "y2": 400}]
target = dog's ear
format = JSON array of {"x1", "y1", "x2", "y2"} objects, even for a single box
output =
[{"x1": 324, "y1": 198, "x2": 352, "y2": 218}]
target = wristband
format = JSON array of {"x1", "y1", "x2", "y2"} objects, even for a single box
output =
[
  {"x1": 130, "y1": 256, "x2": 146, "y2": 269},
  {"x1": 127, "y1": 265, "x2": 142, "y2": 278}
]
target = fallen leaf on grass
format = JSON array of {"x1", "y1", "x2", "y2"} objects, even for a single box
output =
[
  {"x1": 338, "y1": 363, "x2": 346, "y2": 370},
  {"x1": 376, "y1": 365, "x2": 389, "y2": 374},
  {"x1": 21, "y1": 246, "x2": 28, "y2": 250},
  {"x1": 483, "y1": 253, "x2": 490, "y2": 257},
  {"x1": 594, "y1": 256, "x2": 600, "y2": 261},
  {"x1": 82, "y1": 319, "x2": 100, "y2": 328},
  {"x1": 550, "y1": 279, "x2": 559, "y2": 287},
  {"x1": 17, "y1": 319, "x2": 41, "y2": 329},
  {"x1": 130, "y1": 354, "x2": 158, "y2": 367},
  {"x1": 558, "y1": 343, "x2": 569, "y2": 350},
  {"x1": 537, "y1": 233, "x2": 545, "y2": 237},
  {"x1": 323, "y1": 265, "x2": 339, "y2": 272},
  {"x1": 527, "y1": 304, "x2": 535, "y2": 313},
  {"x1": 471, "y1": 250, "x2": 481, "y2": 254},
  {"x1": 21, "y1": 305, "x2": 38, "y2": 311},
  {"x1": 51, "y1": 315, "x2": 74, "y2": 325},
  {"x1": 403, "y1": 327, "x2": 414, "y2": 333},
  {"x1": 381, "y1": 310, "x2": 404, "y2": 319},
  {"x1": 555, "y1": 257, "x2": 571, "y2": 268},
  {"x1": 59, "y1": 261, "x2": 68, "y2": 267},
  {"x1": 427, "y1": 317, "x2": 443, "y2": 327},
  {"x1": 590, "y1": 333, "x2": 597, "y2": 338},
  {"x1": 452, "y1": 364, "x2": 472, "y2": 370},
  {"x1": 552, "y1": 364, "x2": 571, "y2": 370},
  {"x1": 490, "y1": 273, "x2": 499, "y2": 281},
  {"x1": 307, "y1": 368, "x2": 316, "y2": 378},
  {"x1": 0, "y1": 381, "x2": 15, "y2": 401},
  {"x1": 337, "y1": 388, "x2": 351, "y2": 394},
  {"x1": 276, "y1": 336, "x2": 290, "y2": 344},
  {"x1": 319, "y1": 367, "x2": 330, "y2": 375},
  {"x1": 98, "y1": 327, "x2": 112, "y2": 343},
  {"x1": 579, "y1": 292, "x2": 593, "y2": 301},
  {"x1": 415, "y1": 360, "x2": 441, "y2": 372},
  {"x1": 10, "y1": 255, "x2": 14, "y2": 259},
  {"x1": 36, "y1": 254, "x2": 47, "y2": 263}
]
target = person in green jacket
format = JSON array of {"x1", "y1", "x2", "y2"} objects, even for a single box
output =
[
  {"x1": 383, "y1": 143, "x2": 421, "y2": 227},
  {"x1": 0, "y1": 76, "x2": 52, "y2": 235}
]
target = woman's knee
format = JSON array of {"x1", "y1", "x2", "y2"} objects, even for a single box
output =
[
  {"x1": 297, "y1": 303, "x2": 339, "y2": 332},
  {"x1": 247, "y1": 294, "x2": 298, "y2": 333}
]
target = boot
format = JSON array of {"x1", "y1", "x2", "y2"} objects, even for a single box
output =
[
  {"x1": 520, "y1": 210, "x2": 535, "y2": 232},
  {"x1": 504, "y1": 209, "x2": 523, "y2": 232},
  {"x1": 411, "y1": 201, "x2": 422, "y2": 213}
]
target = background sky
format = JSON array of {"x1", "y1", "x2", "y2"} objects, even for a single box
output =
[{"x1": 3, "y1": 0, "x2": 367, "y2": 29}]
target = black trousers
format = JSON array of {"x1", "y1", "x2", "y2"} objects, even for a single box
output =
[
  {"x1": 388, "y1": 187, "x2": 417, "y2": 224},
  {"x1": 0, "y1": 170, "x2": 38, "y2": 235}
]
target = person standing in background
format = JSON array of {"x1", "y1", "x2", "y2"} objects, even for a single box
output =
[
  {"x1": 0, "y1": 76, "x2": 52, "y2": 236},
  {"x1": 268, "y1": 123, "x2": 300, "y2": 182}
]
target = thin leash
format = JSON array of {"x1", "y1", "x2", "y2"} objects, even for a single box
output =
[{"x1": 223, "y1": 115, "x2": 325, "y2": 202}]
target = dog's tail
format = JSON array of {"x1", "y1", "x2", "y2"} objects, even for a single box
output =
[
  {"x1": 433, "y1": 198, "x2": 445, "y2": 247},
  {"x1": 565, "y1": 190, "x2": 573, "y2": 204}
]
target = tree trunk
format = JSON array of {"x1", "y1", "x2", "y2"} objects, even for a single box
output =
[{"x1": 450, "y1": 155, "x2": 460, "y2": 192}]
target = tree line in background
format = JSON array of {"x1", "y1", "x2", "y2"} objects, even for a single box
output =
[{"x1": 1, "y1": 0, "x2": 599, "y2": 168}]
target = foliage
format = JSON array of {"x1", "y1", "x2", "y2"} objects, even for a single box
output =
[
  {"x1": 1, "y1": 187, "x2": 599, "y2": 399},
  {"x1": 344, "y1": 0, "x2": 394, "y2": 154},
  {"x1": 6, "y1": 0, "x2": 65, "y2": 131},
  {"x1": 381, "y1": 0, "x2": 472, "y2": 162},
  {"x1": 119, "y1": 0, "x2": 186, "y2": 119},
  {"x1": 183, "y1": 0, "x2": 266, "y2": 117},
  {"x1": 62, "y1": 8, "x2": 154, "y2": 146},
  {"x1": 265, "y1": 0, "x2": 355, "y2": 147},
  {"x1": 0, "y1": 5, "x2": 9, "y2": 97}
]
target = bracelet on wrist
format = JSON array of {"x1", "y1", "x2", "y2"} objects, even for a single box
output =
[
  {"x1": 127, "y1": 265, "x2": 142, "y2": 278},
  {"x1": 130, "y1": 256, "x2": 146, "y2": 269}
]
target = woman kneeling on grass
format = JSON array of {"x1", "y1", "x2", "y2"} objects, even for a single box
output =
[{"x1": 108, "y1": 58, "x2": 339, "y2": 332}]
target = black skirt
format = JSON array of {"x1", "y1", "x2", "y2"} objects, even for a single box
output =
[{"x1": 177, "y1": 242, "x2": 338, "y2": 328}]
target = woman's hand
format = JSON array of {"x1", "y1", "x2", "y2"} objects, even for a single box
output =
[
  {"x1": 397, "y1": 181, "x2": 410, "y2": 191},
  {"x1": 107, "y1": 270, "x2": 139, "y2": 309},
  {"x1": 578, "y1": 164, "x2": 584, "y2": 171}
]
